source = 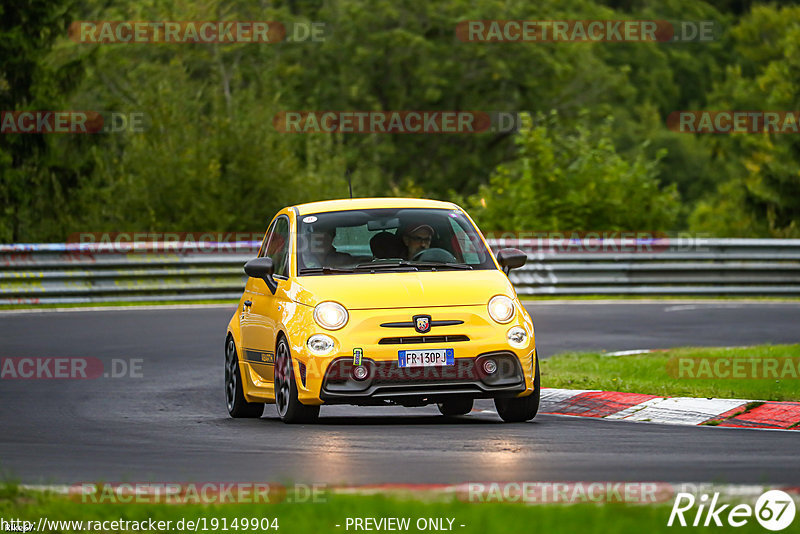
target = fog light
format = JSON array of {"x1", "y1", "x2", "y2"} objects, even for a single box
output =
[
  {"x1": 507, "y1": 326, "x2": 528, "y2": 348},
  {"x1": 483, "y1": 359, "x2": 497, "y2": 375},
  {"x1": 307, "y1": 334, "x2": 335, "y2": 356},
  {"x1": 352, "y1": 365, "x2": 369, "y2": 381}
]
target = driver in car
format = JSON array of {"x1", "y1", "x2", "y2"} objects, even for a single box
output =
[{"x1": 402, "y1": 223, "x2": 434, "y2": 260}]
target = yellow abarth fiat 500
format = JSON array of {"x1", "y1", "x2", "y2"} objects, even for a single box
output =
[{"x1": 225, "y1": 198, "x2": 538, "y2": 423}]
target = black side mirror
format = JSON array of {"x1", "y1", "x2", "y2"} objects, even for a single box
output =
[
  {"x1": 244, "y1": 257, "x2": 278, "y2": 294},
  {"x1": 496, "y1": 248, "x2": 527, "y2": 275}
]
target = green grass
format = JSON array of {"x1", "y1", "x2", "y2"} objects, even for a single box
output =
[
  {"x1": 541, "y1": 344, "x2": 800, "y2": 401},
  {"x1": 0, "y1": 484, "x2": 781, "y2": 534}
]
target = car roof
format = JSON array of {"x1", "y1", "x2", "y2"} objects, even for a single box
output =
[{"x1": 293, "y1": 197, "x2": 459, "y2": 215}]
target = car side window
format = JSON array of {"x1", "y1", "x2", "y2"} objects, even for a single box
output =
[
  {"x1": 449, "y1": 217, "x2": 482, "y2": 264},
  {"x1": 257, "y1": 223, "x2": 274, "y2": 259},
  {"x1": 264, "y1": 216, "x2": 290, "y2": 278}
]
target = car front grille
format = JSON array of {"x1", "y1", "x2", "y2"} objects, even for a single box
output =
[{"x1": 378, "y1": 335, "x2": 470, "y2": 345}]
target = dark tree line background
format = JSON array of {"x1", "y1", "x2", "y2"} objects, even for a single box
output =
[{"x1": 2, "y1": 0, "x2": 800, "y2": 242}]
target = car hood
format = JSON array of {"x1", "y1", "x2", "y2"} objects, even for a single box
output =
[{"x1": 292, "y1": 269, "x2": 515, "y2": 309}]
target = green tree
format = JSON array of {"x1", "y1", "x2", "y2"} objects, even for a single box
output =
[
  {"x1": 7, "y1": 0, "x2": 800, "y2": 241},
  {"x1": 689, "y1": 5, "x2": 800, "y2": 237},
  {"x1": 0, "y1": 0, "x2": 85, "y2": 242},
  {"x1": 464, "y1": 112, "x2": 679, "y2": 231}
]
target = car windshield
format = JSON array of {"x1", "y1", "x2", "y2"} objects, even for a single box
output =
[{"x1": 296, "y1": 207, "x2": 495, "y2": 274}]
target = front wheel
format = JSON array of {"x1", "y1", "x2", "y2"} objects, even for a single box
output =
[
  {"x1": 274, "y1": 337, "x2": 320, "y2": 424},
  {"x1": 225, "y1": 337, "x2": 264, "y2": 418},
  {"x1": 494, "y1": 352, "x2": 540, "y2": 423}
]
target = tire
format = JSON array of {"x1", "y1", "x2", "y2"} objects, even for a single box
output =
[
  {"x1": 437, "y1": 398, "x2": 474, "y2": 416},
  {"x1": 494, "y1": 353, "x2": 540, "y2": 423},
  {"x1": 274, "y1": 337, "x2": 320, "y2": 424},
  {"x1": 225, "y1": 336, "x2": 265, "y2": 418}
]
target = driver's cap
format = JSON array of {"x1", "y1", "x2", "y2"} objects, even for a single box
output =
[{"x1": 404, "y1": 224, "x2": 434, "y2": 236}]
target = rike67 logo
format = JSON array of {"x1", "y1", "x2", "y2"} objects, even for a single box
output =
[{"x1": 668, "y1": 490, "x2": 796, "y2": 531}]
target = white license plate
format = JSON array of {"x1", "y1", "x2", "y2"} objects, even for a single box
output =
[{"x1": 398, "y1": 349, "x2": 454, "y2": 368}]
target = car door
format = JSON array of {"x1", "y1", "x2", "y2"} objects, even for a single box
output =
[{"x1": 240, "y1": 214, "x2": 291, "y2": 385}]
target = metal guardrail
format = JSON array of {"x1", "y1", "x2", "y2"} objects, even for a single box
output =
[{"x1": 2, "y1": 239, "x2": 800, "y2": 304}]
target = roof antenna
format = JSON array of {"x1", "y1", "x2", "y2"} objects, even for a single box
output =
[{"x1": 346, "y1": 169, "x2": 353, "y2": 199}]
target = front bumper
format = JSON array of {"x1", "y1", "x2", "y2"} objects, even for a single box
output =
[
  {"x1": 319, "y1": 351, "x2": 526, "y2": 405},
  {"x1": 286, "y1": 304, "x2": 536, "y2": 405}
]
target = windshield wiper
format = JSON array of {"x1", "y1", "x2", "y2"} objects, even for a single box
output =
[
  {"x1": 353, "y1": 260, "x2": 472, "y2": 271},
  {"x1": 298, "y1": 266, "x2": 355, "y2": 274},
  {"x1": 412, "y1": 262, "x2": 473, "y2": 270},
  {"x1": 353, "y1": 260, "x2": 419, "y2": 271}
]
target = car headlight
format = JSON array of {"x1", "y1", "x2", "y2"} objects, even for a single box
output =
[
  {"x1": 313, "y1": 301, "x2": 348, "y2": 330},
  {"x1": 307, "y1": 334, "x2": 335, "y2": 356},
  {"x1": 507, "y1": 326, "x2": 528, "y2": 348},
  {"x1": 488, "y1": 295, "x2": 515, "y2": 324}
]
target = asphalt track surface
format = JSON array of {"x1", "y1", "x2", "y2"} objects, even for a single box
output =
[{"x1": 1, "y1": 301, "x2": 799, "y2": 485}]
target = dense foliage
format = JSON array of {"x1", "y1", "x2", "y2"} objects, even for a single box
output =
[{"x1": 1, "y1": 0, "x2": 799, "y2": 241}]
